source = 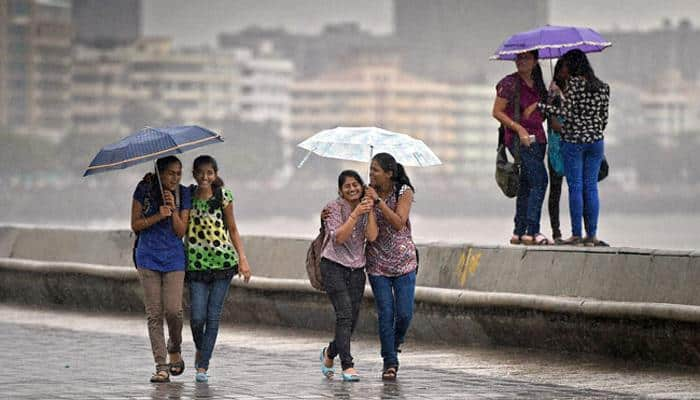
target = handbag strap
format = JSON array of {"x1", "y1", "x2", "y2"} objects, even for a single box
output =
[
  {"x1": 498, "y1": 77, "x2": 522, "y2": 164},
  {"x1": 511, "y1": 78, "x2": 522, "y2": 164}
]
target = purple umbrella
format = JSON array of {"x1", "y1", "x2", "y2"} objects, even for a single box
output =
[{"x1": 491, "y1": 25, "x2": 611, "y2": 60}]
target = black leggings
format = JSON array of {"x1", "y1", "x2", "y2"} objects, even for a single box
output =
[
  {"x1": 320, "y1": 258, "x2": 366, "y2": 370},
  {"x1": 548, "y1": 158, "x2": 564, "y2": 238}
]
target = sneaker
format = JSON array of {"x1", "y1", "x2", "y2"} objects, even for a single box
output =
[{"x1": 195, "y1": 371, "x2": 208, "y2": 383}]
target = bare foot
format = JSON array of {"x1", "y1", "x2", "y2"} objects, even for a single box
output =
[{"x1": 343, "y1": 367, "x2": 358, "y2": 375}]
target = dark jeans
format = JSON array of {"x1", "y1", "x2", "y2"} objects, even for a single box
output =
[
  {"x1": 189, "y1": 274, "x2": 234, "y2": 371},
  {"x1": 321, "y1": 258, "x2": 366, "y2": 371},
  {"x1": 547, "y1": 158, "x2": 564, "y2": 239},
  {"x1": 562, "y1": 139, "x2": 604, "y2": 238},
  {"x1": 368, "y1": 270, "x2": 416, "y2": 369},
  {"x1": 510, "y1": 143, "x2": 548, "y2": 236}
]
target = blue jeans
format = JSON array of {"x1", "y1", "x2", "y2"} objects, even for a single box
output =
[
  {"x1": 189, "y1": 275, "x2": 233, "y2": 370},
  {"x1": 562, "y1": 139, "x2": 604, "y2": 238},
  {"x1": 510, "y1": 143, "x2": 548, "y2": 236},
  {"x1": 368, "y1": 270, "x2": 416, "y2": 369}
]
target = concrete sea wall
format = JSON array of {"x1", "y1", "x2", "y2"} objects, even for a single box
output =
[{"x1": 1, "y1": 226, "x2": 699, "y2": 365}]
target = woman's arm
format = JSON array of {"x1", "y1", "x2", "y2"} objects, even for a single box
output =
[
  {"x1": 492, "y1": 96, "x2": 531, "y2": 146},
  {"x1": 365, "y1": 202, "x2": 378, "y2": 242},
  {"x1": 130, "y1": 199, "x2": 170, "y2": 233},
  {"x1": 333, "y1": 200, "x2": 373, "y2": 244},
  {"x1": 538, "y1": 79, "x2": 581, "y2": 122},
  {"x1": 375, "y1": 188, "x2": 413, "y2": 231},
  {"x1": 162, "y1": 189, "x2": 188, "y2": 238},
  {"x1": 223, "y1": 202, "x2": 251, "y2": 283}
]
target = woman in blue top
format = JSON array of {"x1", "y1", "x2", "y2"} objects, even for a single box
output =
[{"x1": 131, "y1": 155, "x2": 191, "y2": 383}]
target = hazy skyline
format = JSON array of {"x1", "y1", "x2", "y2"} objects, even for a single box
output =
[{"x1": 143, "y1": 0, "x2": 700, "y2": 46}]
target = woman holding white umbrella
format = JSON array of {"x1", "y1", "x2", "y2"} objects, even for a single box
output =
[{"x1": 363, "y1": 152, "x2": 418, "y2": 381}]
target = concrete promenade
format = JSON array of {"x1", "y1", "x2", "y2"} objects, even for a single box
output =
[{"x1": 3, "y1": 305, "x2": 700, "y2": 399}]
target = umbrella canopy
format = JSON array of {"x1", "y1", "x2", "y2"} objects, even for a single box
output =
[
  {"x1": 83, "y1": 125, "x2": 223, "y2": 177},
  {"x1": 490, "y1": 25, "x2": 611, "y2": 60},
  {"x1": 297, "y1": 126, "x2": 442, "y2": 168}
]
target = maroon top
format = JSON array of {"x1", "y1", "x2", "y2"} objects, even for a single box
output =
[{"x1": 496, "y1": 73, "x2": 546, "y2": 148}]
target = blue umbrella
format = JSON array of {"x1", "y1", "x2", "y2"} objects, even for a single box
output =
[{"x1": 83, "y1": 125, "x2": 224, "y2": 177}]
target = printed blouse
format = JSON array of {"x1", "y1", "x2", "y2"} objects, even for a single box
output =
[
  {"x1": 538, "y1": 76, "x2": 610, "y2": 144},
  {"x1": 321, "y1": 197, "x2": 368, "y2": 269},
  {"x1": 186, "y1": 187, "x2": 238, "y2": 271},
  {"x1": 366, "y1": 185, "x2": 418, "y2": 277}
]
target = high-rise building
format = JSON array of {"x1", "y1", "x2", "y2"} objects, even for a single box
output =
[
  {"x1": 394, "y1": 0, "x2": 548, "y2": 83},
  {"x1": 72, "y1": 0, "x2": 140, "y2": 47},
  {"x1": 0, "y1": 0, "x2": 73, "y2": 138},
  {"x1": 218, "y1": 23, "x2": 395, "y2": 79},
  {"x1": 599, "y1": 20, "x2": 700, "y2": 87}
]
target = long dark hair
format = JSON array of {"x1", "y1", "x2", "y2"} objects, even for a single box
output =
[
  {"x1": 562, "y1": 49, "x2": 605, "y2": 92},
  {"x1": 193, "y1": 155, "x2": 225, "y2": 193},
  {"x1": 553, "y1": 57, "x2": 567, "y2": 91},
  {"x1": 529, "y1": 50, "x2": 548, "y2": 101},
  {"x1": 139, "y1": 155, "x2": 181, "y2": 205},
  {"x1": 372, "y1": 152, "x2": 414, "y2": 197}
]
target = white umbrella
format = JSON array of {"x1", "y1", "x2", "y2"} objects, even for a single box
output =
[{"x1": 297, "y1": 126, "x2": 442, "y2": 168}]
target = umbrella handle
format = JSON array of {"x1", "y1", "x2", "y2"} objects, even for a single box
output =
[
  {"x1": 367, "y1": 145, "x2": 374, "y2": 184},
  {"x1": 155, "y1": 160, "x2": 166, "y2": 206}
]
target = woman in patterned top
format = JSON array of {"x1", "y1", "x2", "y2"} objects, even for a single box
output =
[
  {"x1": 131, "y1": 155, "x2": 191, "y2": 383},
  {"x1": 492, "y1": 50, "x2": 552, "y2": 246},
  {"x1": 186, "y1": 155, "x2": 252, "y2": 383},
  {"x1": 363, "y1": 152, "x2": 418, "y2": 381},
  {"x1": 538, "y1": 49, "x2": 610, "y2": 246},
  {"x1": 319, "y1": 170, "x2": 378, "y2": 382}
]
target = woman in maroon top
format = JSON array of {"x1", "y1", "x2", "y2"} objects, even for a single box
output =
[{"x1": 492, "y1": 50, "x2": 552, "y2": 245}]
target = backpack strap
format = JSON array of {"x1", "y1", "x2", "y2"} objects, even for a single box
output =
[{"x1": 215, "y1": 186, "x2": 228, "y2": 232}]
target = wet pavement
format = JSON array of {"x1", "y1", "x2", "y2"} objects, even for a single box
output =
[{"x1": 1, "y1": 305, "x2": 699, "y2": 399}]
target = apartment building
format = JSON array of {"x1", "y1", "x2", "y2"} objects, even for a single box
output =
[
  {"x1": 290, "y1": 60, "x2": 497, "y2": 185},
  {"x1": 0, "y1": 0, "x2": 73, "y2": 138}
]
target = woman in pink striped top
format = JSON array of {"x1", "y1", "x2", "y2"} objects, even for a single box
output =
[{"x1": 319, "y1": 170, "x2": 378, "y2": 382}]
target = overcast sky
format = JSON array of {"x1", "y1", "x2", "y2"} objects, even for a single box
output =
[{"x1": 143, "y1": 0, "x2": 700, "y2": 46}]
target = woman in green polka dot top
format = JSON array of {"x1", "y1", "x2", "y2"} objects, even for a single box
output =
[{"x1": 185, "y1": 155, "x2": 252, "y2": 383}]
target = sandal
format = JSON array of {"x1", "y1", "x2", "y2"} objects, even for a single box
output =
[
  {"x1": 509, "y1": 234, "x2": 522, "y2": 245},
  {"x1": 584, "y1": 237, "x2": 610, "y2": 247},
  {"x1": 521, "y1": 234, "x2": 552, "y2": 245},
  {"x1": 320, "y1": 347, "x2": 334, "y2": 379},
  {"x1": 561, "y1": 236, "x2": 583, "y2": 246},
  {"x1": 150, "y1": 365, "x2": 170, "y2": 383},
  {"x1": 169, "y1": 358, "x2": 185, "y2": 376},
  {"x1": 381, "y1": 366, "x2": 398, "y2": 381}
]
